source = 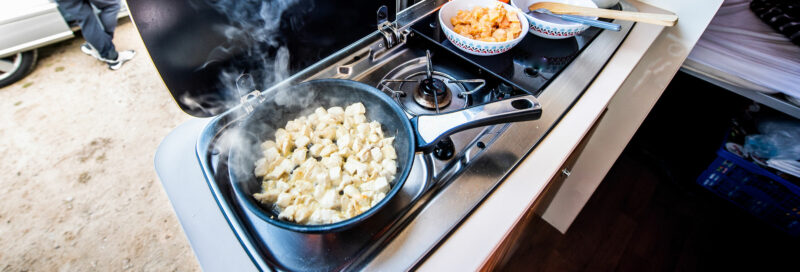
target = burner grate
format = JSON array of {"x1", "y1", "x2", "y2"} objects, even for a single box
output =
[{"x1": 378, "y1": 50, "x2": 485, "y2": 115}]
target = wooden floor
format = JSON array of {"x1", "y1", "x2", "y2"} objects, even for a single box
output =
[{"x1": 500, "y1": 73, "x2": 800, "y2": 271}]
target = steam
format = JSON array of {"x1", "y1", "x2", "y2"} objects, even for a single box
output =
[
  {"x1": 205, "y1": 0, "x2": 300, "y2": 88},
  {"x1": 181, "y1": 0, "x2": 367, "y2": 193},
  {"x1": 181, "y1": 0, "x2": 304, "y2": 116},
  {"x1": 180, "y1": 0, "x2": 310, "y2": 182}
]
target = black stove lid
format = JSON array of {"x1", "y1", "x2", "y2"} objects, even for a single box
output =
[{"x1": 127, "y1": 0, "x2": 396, "y2": 117}]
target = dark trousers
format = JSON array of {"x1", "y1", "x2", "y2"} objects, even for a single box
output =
[{"x1": 57, "y1": 0, "x2": 121, "y2": 60}]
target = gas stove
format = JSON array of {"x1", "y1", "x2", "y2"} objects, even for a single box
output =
[{"x1": 136, "y1": 0, "x2": 637, "y2": 270}]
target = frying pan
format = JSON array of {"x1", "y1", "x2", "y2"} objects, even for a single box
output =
[{"x1": 229, "y1": 79, "x2": 541, "y2": 233}]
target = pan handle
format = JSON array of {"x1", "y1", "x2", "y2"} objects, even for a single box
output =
[{"x1": 411, "y1": 95, "x2": 542, "y2": 151}]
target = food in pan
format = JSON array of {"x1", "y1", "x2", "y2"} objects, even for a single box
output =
[
  {"x1": 253, "y1": 103, "x2": 398, "y2": 225},
  {"x1": 450, "y1": 3, "x2": 523, "y2": 42}
]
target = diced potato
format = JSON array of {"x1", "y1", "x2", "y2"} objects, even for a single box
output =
[
  {"x1": 309, "y1": 143, "x2": 323, "y2": 157},
  {"x1": 352, "y1": 115, "x2": 367, "y2": 126},
  {"x1": 294, "y1": 206, "x2": 312, "y2": 223},
  {"x1": 343, "y1": 159, "x2": 362, "y2": 175},
  {"x1": 337, "y1": 174, "x2": 353, "y2": 191},
  {"x1": 263, "y1": 147, "x2": 281, "y2": 164},
  {"x1": 360, "y1": 176, "x2": 390, "y2": 194},
  {"x1": 380, "y1": 137, "x2": 394, "y2": 147},
  {"x1": 329, "y1": 166, "x2": 342, "y2": 183},
  {"x1": 252, "y1": 103, "x2": 398, "y2": 225},
  {"x1": 260, "y1": 140, "x2": 276, "y2": 150},
  {"x1": 291, "y1": 148, "x2": 307, "y2": 165},
  {"x1": 328, "y1": 106, "x2": 345, "y2": 122},
  {"x1": 320, "y1": 144, "x2": 337, "y2": 157},
  {"x1": 278, "y1": 205, "x2": 297, "y2": 221},
  {"x1": 276, "y1": 193, "x2": 294, "y2": 208},
  {"x1": 313, "y1": 183, "x2": 326, "y2": 200},
  {"x1": 294, "y1": 135, "x2": 310, "y2": 149},
  {"x1": 367, "y1": 133, "x2": 380, "y2": 143},
  {"x1": 321, "y1": 154, "x2": 343, "y2": 169},
  {"x1": 336, "y1": 133, "x2": 351, "y2": 150},
  {"x1": 345, "y1": 103, "x2": 365, "y2": 116},
  {"x1": 319, "y1": 190, "x2": 338, "y2": 209},
  {"x1": 381, "y1": 159, "x2": 397, "y2": 177},
  {"x1": 382, "y1": 145, "x2": 396, "y2": 160},
  {"x1": 266, "y1": 158, "x2": 293, "y2": 179},
  {"x1": 371, "y1": 192, "x2": 386, "y2": 206},
  {"x1": 314, "y1": 107, "x2": 327, "y2": 116},
  {"x1": 370, "y1": 147, "x2": 383, "y2": 162},
  {"x1": 254, "y1": 191, "x2": 278, "y2": 203},
  {"x1": 275, "y1": 180, "x2": 290, "y2": 192},
  {"x1": 356, "y1": 146, "x2": 371, "y2": 161},
  {"x1": 254, "y1": 158, "x2": 268, "y2": 176},
  {"x1": 343, "y1": 185, "x2": 360, "y2": 197}
]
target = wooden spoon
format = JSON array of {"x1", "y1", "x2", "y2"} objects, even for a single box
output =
[{"x1": 528, "y1": 2, "x2": 678, "y2": 26}]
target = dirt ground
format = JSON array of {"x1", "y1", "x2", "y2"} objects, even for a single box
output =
[{"x1": 0, "y1": 19, "x2": 200, "y2": 271}]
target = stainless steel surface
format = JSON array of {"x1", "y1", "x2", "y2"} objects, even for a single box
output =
[
  {"x1": 188, "y1": 0, "x2": 637, "y2": 270},
  {"x1": 395, "y1": 0, "x2": 446, "y2": 30},
  {"x1": 531, "y1": 8, "x2": 622, "y2": 31},
  {"x1": 196, "y1": 104, "x2": 433, "y2": 270},
  {"x1": 377, "y1": 53, "x2": 482, "y2": 115},
  {"x1": 305, "y1": 40, "x2": 513, "y2": 176},
  {"x1": 367, "y1": 1, "x2": 637, "y2": 269},
  {"x1": 414, "y1": 95, "x2": 541, "y2": 149}
]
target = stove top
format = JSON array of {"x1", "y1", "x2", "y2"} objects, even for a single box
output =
[
  {"x1": 409, "y1": 10, "x2": 607, "y2": 95},
  {"x1": 179, "y1": 1, "x2": 637, "y2": 270}
]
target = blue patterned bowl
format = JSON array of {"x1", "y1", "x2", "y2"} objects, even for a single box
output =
[
  {"x1": 439, "y1": 0, "x2": 529, "y2": 56},
  {"x1": 511, "y1": 0, "x2": 598, "y2": 39}
]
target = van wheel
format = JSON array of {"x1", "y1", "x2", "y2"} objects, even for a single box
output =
[{"x1": 0, "y1": 50, "x2": 38, "y2": 88}]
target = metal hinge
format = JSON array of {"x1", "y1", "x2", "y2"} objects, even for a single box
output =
[
  {"x1": 240, "y1": 90, "x2": 264, "y2": 114},
  {"x1": 236, "y1": 73, "x2": 266, "y2": 113},
  {"x1": 561, "y1": 168, "x2": 572, "y2": 177},
  {"x1": 378, "y1": 21, "x2": 401, "y2": 49}
]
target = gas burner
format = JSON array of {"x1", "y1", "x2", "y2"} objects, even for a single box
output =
[
  {"x1": 378, "y1": 50, "x2": 485, "y2": 115},
  {"x1": 415, "y1": 77, "x2": 451, "y2": 110}
]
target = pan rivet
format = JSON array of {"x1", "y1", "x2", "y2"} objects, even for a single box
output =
[{"x1": 432, "y1": 137, "x2": 455, "y2": 160}]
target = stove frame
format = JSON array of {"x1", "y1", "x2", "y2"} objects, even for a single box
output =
[{"x1": 190, "y1": 0, "x2": 637, "y2": 270}]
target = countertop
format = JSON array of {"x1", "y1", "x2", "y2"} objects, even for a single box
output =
[{"x1": 419, "y1": 0, "x2": 723, "y2": 270}]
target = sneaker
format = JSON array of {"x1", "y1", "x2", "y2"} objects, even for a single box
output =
[
  {"x1": 106, "y1": 50, "x2": 136, "y2": 70},
  {"x1": 80, "y1": 42, "x2": 102, "y2": 60}
]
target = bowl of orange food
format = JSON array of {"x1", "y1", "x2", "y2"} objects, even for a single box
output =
[
  {"x1": 439, "y1": 0, "x2": 529, "y2": 56},
  {"x1": 511, "y1": 0, "x2": 598, "y2": 39}
]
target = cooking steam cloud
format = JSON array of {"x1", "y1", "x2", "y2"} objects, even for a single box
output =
[
  {"x1": 180, "y1": 0, "x2": 307, "y2": 116},
  {"x1": 185, "y1": 0, "x2": 324, "y2": 182}
]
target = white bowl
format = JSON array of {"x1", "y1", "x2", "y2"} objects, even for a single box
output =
[
  {"x1": 438, "y1": 0, "x2": 529, "y2": 56},
  {"x1": 510, "y1": 0, "x2": 598, "y2": 39}
]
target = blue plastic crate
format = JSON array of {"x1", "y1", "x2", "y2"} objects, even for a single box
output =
[{"x1": 697, "y1": 147, "x2": 800, "y2": 236}]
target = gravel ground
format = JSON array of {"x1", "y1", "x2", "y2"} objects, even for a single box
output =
[{"x1": 0, "y1": 19, "x2": 200, "y2": 271}]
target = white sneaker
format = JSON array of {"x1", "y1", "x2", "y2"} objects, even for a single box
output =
[
  {"x1": 106, "y1": 50, "x2": 136, "y2": 70},
  {"x1": 80, "y1": 43, "x2": 102, "y2": 60}
]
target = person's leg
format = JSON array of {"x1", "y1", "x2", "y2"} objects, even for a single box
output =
[
  {"x1": 88, "y1": 0, "x2": 121, "y2": 38},
  {"x1": 57, "y1": 0, "x2": 117, "y2": 60},
  {"x1": 88, "y1": 0, "x2": 135, "y2": 70}
]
